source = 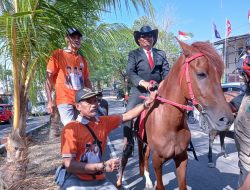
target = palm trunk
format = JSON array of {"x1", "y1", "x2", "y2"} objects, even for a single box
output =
[
  {"x1": 0, "y1": 96, "x2": 29, "y2": 189},
  {"x1": 0, "y1": 2, "x2": 30, "y2": 186}
]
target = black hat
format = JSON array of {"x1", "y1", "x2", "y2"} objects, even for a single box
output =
[
  {"x1": 75, "y1": 88, "x2": 98, "y2": 103},
  {"x1": 133, "y1": 25, "x2": 158, "y2": 46},
  {"x1": 66, "y1": 27, "x2": 82, "y2": 37}
]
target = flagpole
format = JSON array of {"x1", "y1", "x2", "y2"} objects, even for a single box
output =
[{"x1": 224, "y1": 18, "x2": 227, "y2": 83}]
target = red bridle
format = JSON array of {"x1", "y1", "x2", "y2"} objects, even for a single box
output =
[
  {"x1": 140, "y1": 52, "x2": 205, "y2": 111},
  {"x1": 179, "y1": 52, "x2": 204, "y2": 108}
]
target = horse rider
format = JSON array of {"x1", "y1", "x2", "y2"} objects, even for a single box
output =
[
  {"x1": 116, "y1": 25, "x2": 170, "y2": 187},
  {"x1": 234, "y1": 36, "x2": 250, "y2": 189}
]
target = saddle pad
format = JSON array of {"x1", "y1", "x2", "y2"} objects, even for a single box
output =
[{"x1": 138, "y1": 110, "x2": 147, "y2": 140}]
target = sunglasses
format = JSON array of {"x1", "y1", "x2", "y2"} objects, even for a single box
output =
[{"x1": 140, "y1": 34, "x2": 153, "y2": 38}]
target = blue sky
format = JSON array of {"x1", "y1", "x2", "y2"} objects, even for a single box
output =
[{"x1": 101, "y1": 0, "x2": 250, "y2": 42}]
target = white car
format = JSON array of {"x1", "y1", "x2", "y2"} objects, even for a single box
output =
[{"x1": 31, "y1": 102, "x2": 48, "y2": 116}]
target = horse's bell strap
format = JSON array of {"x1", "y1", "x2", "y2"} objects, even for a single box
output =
[{"x1": 139, "y1": 95, "x2": 194, "y2": 111}]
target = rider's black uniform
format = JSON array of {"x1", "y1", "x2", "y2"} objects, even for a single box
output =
[{"x1": 124, "y1": 47, "x2": 169, "y2": 157}]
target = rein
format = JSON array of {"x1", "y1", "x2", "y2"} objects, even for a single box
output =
[{"x1": 140, "y1": 53, "x2": 204, "y2": 111}]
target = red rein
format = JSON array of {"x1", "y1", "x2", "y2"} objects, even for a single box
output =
[{"x1": 140, "y1": 53, "x2": 204, "y2": 111}]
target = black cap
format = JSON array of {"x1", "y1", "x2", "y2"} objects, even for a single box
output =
[
  {"x1": 75, "y1": 88, "x2": 98, "y2": 103},
  {"x1": 66, "y1": 27, "x2": 82, "y2": 37}
]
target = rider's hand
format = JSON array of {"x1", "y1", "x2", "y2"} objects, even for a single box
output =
[
  {"x1": 47, "y1": 101, "x2": 55, "y2": 114},
  {"x1": 140, "y1": 80, "x2": 150, "y2": 90},
  {"x1": 104, "y1": 158, "x2": 120, "y2": 172},
  {"x1": 144, "y1": 91, "x2": 158, "y2": 108}
]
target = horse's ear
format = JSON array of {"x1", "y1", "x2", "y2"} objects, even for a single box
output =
[{"x1": 175, "y1": 37, "x2": 193, "y2": 57}]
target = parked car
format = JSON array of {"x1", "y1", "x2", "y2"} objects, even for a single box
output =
[
  {"x1": 0, "y1": 104, "x2": 13, "y2": 124},
  {"x1": 187, "y1": 82, "x2": 245, "y2": 124},
  {"x1": 31, "y1": 102, "x2": 48, "y2": 116},
  {"x1": 221, "y1": 82, "x2": 245, "y2": 102}
]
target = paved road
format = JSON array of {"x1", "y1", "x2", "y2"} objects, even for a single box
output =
[
  {"x1": 103, "y1": 97, "x2": 239, "y2": 190},
  {"x1": 0, "y1": 115, "x2": 50, "y2": 141}
]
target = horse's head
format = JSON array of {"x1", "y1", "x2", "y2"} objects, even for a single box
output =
[{"x1": 177, "y1": 40, "x2": 234, "y2": 131}]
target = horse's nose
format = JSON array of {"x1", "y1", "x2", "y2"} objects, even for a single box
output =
[{"x1": 217, "y1": 116, "x2": 233, "y2": 126}]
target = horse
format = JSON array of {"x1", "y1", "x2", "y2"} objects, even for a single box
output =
[
  {"x1": 206, "y1": 92, "x2": 243, "y2": 167},
  {"x1": 138, "y1": 40, "x2": 234, "y2": 190},
  {"x1": 186, "y1": 105, "x2": 230, "y2": 168}
]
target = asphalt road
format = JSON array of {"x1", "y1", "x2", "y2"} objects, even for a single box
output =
[
  {"x1": 103, "y1": 97, "x2": 239, "y2": 190},
  {"x1": 0, "y1": 97, "x2": 240, "y2": 189},
  {"x1": 0, "y1": 115, "x2": 50, "y2": 141}
]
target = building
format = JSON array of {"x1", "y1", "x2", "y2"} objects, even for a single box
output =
[{"x1": 213, "y1": 33, "x2": 250, "y2": 82}]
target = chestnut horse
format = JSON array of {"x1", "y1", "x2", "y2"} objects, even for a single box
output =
[{"x1": 140, "y1": 40, "x2": 234, "y2": 190}]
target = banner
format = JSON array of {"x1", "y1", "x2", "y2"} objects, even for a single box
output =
[
  {"x1": 226, "y1": 19, "x2": 232, "y2": 37},
  {"x1": 213, "y1": 23, "x2": 221, "y2": 39},
  {"x1": 248, "y1": 10, "x2": 250, "y2": 23},
  {"x1": 178, "y1": 31, "x2": 192, "y2": 41}
]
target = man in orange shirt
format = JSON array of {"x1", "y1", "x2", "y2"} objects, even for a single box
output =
[
  {"x1": 46, "y1": 28, "x2": 92, "y2": 126},
  {"x1": 60, "y1": 88, "x2": 156, "y2": 189}
]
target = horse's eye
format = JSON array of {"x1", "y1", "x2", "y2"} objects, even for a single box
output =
[{"x1": 196, "y1": 72, "x2": 207, "y2": 79}]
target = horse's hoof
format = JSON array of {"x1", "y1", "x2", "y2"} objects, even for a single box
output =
[
  {"x1": 116, "y1": 179, "x2": 122, "y2": 188},
  {"x1": 207, "y1": 162, "x2": 215, "y2": 168},
  {"x1": 145, "y1": 182, "x2": 153, "y2": 189},
  {"x1": 116, "y1": 182, "x2": 122, "y2": 188}
]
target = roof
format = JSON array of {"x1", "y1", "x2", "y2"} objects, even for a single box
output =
[
  {"x1": 213, "y1": 33, "x2": 250, "y2": 45},
  {"x1": 221, "y1": 82, "x2": 244, "y2": 87}
]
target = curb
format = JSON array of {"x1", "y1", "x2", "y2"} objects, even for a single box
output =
[{"x1": 0, "y1": 121, "x2": 50, "y2": 151}]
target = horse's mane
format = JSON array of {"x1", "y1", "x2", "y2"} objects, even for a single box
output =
[{"x1": 192, "y1": 42, "x2": 224, "y2": 77}]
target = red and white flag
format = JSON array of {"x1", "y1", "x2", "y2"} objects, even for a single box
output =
[
  {"x1": 226, "y1": 19, "x2": 231, "y2": 37},
  {"x1": 178, "y1": 31, "x2": 192, "y2": 41},
  {"x1": 248, "y1": 10, "x2": 250, "y2": 23}
]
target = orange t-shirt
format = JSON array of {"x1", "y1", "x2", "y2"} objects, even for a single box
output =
[
  {"x1": 47, "y1": 49, "x2": 90, "y2": 105},
  {"x1": 61, "y1": 115, "x2": 122, "y2": 181}
]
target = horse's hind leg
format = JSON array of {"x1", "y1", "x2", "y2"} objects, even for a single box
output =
[
  {"x1": 116, "y1": 137, "x2": 132, "y2": 188},
  {"x1": 219, "y1": 131, "x2": 228, "y2": 158},
  {"x1": 152, "y1": 152, "x2": 164, "y2": 190},
  {"x1": 144, "y1": 146, "x2": 153, "y2": 189},
  {"x1": 116, "y1": 124, "x2": 135, "y2": 188},
  {"x1": 174, "y1": 152, "x2": 188, "y2": 190},
  {"x1": 208, "y1": 131, "x2": 216, "y2": 168}
]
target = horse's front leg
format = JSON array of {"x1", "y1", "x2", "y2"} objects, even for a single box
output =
[
  {"x1": 219, "y1": 131, "x2": 228, "y2": 158},
  {"x1": 174, "y1": 152, "x2": 188, "y2": 190},
  {"x1": 152, "y1": 152, "x2": 164, "y2": 190},
  {"x1": 144, "y1": 146, "x2": 153, "y2": 189},
  {"x1": 208, "y1": 131, "x2": 216, "y2": 168}
]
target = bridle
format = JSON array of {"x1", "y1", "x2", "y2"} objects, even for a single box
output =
[
  {"x1": 140, "y1": 52, "x2": 205, "y2": 112},
  {"x1": 179, "y1": 52, "x2": 205, "y2": 111}
]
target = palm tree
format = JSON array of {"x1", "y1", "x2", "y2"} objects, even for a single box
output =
[{"x1": 0, "y1": 0, "x2": 153, "y2": 188}]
